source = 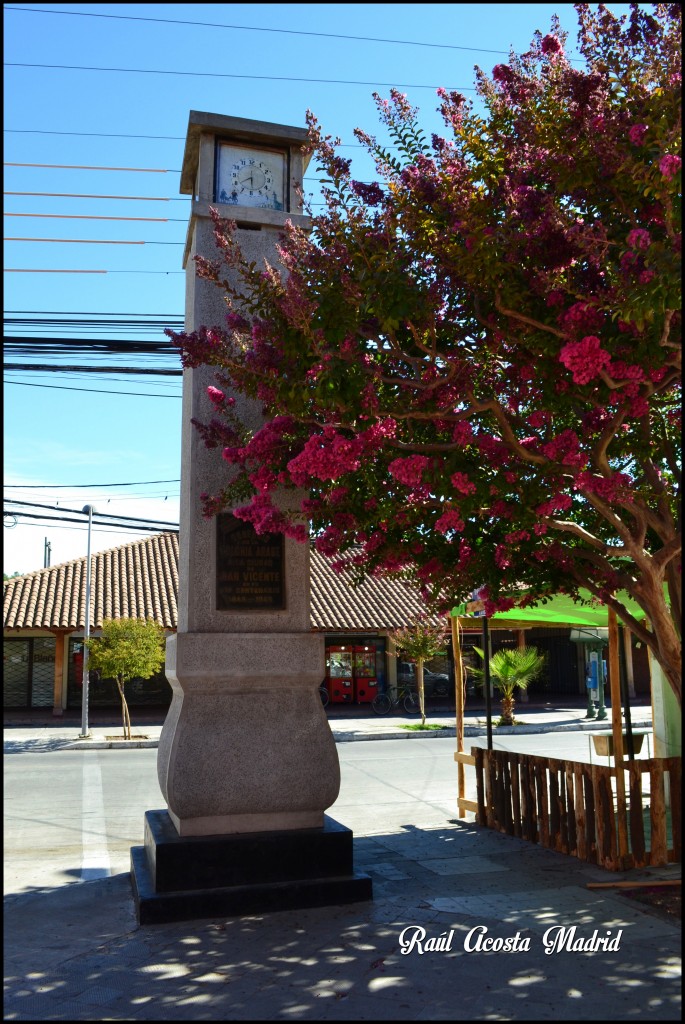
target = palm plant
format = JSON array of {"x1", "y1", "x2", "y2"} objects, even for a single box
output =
[{"x1": 468, "y1": 647, "x2": 546, "y2": 726}]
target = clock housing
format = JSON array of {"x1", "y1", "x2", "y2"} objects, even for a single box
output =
[{"x1": 216, "y1": 142, "x2": 287, "y2": 212}]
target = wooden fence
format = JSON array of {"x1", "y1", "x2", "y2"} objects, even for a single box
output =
[{"x1": 466, "y1": 749, "x2": 681, "y2": 871}]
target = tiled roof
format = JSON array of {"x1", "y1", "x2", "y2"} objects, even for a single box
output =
[
  {"x1": 4, "y1": 532, "x2": 437, "y2": 633},
  {"x1": 4, "y1": 533, "x2": 179, "y2": 631},
  {"x1": 310, "y1": 549, "x2": 437, "y2": 631}
]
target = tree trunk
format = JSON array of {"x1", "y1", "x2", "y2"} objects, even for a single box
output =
[
  {"x1": 645, "y1": 593, "x2": 682, "y2": 708},
  {"x1": 500, "y1": 693, "x2": 515, "y2": 726},
  {"x1": 116, "y1": 677, "x2": 131, "y2": 740},
  {"x1": 417, "y1": 658, "x2": 426, "y2": 725}
]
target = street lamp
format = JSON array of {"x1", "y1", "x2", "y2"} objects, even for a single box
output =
[{"x1": 78, "y1": 504, "x2": 96, "y2": 740}]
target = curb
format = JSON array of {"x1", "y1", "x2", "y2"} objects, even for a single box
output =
[{"x1": 54, "y1": 718, "x2": 652, "y2": 750}]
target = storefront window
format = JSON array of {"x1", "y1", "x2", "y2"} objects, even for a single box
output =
[{"x1": 2, "y1": 637, "x2": 55, "y2": 708}]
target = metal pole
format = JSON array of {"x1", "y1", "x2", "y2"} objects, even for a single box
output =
[
  {"x1": 482, "y1": 617, "x2": 492, "y2": 751},
  {"x1": 79, "y1": 505, "x2": 95, "y2": 739}
]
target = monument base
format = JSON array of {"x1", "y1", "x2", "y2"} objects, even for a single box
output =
[{"x1": 131, "y1": 809, "x2": 373, "y2": 925}]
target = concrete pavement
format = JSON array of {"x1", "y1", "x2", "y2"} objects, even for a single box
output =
[{"x1": 4, "y1": 701, "x2": 681, "y2": 1021}]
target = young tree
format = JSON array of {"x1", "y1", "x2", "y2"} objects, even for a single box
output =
[
  {"x1": 468, "y1": 647, "x2": 546, "y2": 726},
  {"x1": 86, "y1": 618, "x2": 166, "y2": 740},
  {"x1": 170, "y1": 5, "x2": 681, "y2": 705},
  {"x1": 389, "y1": 617, "x2": 450, "y2": 724}
]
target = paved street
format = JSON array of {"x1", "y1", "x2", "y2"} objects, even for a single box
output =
[
  {"x1": 3, "y1": 725, "x2": 681, "y2": 1020},
  {"x1": 4, "y1": 731, "x2": 646, "y2": 895}
]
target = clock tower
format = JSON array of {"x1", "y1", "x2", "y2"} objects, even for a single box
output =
[{"x1": 131, "y1": 111, "x2": 372, "y2": 923}]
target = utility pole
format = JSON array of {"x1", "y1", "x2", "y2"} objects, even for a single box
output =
[{"x1": 78, "y1": 505, "x2": 95, "y2": 740}]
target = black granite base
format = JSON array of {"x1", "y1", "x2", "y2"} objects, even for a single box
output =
[{"x1": 131, "y1": 809, "x2": 373, "y2": 925}]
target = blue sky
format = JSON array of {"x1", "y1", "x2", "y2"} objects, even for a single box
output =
[{"x1": 3, "y1": 3, "x2": 633, "y2": 575}]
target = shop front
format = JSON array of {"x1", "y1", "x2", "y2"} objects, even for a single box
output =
[{"x1": 324, "y1": 635, "x2": 387, "y2": 705}]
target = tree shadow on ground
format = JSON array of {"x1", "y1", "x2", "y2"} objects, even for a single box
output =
[{"x1": 3, "y1": 820, "x2": 682, "y2": 1021}]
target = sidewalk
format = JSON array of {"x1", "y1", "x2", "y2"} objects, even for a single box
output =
[
  {"x1": 4, "y1": 698, "x2": 680, "y2": 1022},
  {"x1": 3, "y1": 698, "x2": 655, "y2": 751}
]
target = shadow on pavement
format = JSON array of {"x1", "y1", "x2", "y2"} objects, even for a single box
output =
[{"x1": 3, "y1": 820, "x2": 681, "y2": 1021}]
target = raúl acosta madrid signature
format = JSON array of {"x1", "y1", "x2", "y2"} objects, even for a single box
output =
[{"x1": 399, "y1": 924, "x2": 623, "y2": 955}]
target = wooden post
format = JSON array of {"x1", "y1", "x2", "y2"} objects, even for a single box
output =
[
  {"x1": 450, "y1": 614, "x2": 466, "y2": 814},
  {"x1": 608, "y1": 606, "x2": 629, "y2": 866}
]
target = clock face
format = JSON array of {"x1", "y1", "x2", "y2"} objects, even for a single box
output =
[{"x1": 216, "y1": 143, "x2": 286, "y2": 211}]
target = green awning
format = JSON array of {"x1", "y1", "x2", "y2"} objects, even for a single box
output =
[{"x1": 451, "y1": 589, "x2": 656, "y2": 628}]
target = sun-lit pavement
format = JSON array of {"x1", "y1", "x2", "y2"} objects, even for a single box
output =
[{"x1": 4, "y1": 702, "x2": 680, "y2": 1021}]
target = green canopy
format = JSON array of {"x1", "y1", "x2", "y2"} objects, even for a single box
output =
[{"x1": 451, "y1": 589, "x2": 655, "y2": 628}]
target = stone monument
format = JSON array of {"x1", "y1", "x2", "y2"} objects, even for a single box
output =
[{"x1": 130, "y1": 111, "x2": 372, "y2": 924}]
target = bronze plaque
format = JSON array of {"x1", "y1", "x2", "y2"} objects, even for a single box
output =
[{"x1": 216, "y1": 515, "x2": 285, "y2": 611}]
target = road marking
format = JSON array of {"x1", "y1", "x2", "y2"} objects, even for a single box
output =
[{"x1": 81, "y1": 752, "x2": 111, "y2": 881}]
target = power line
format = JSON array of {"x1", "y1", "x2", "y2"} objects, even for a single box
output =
[
  {"x1": 5, "y1": 238, "x2": 184, "y2": 245},
  {"x1": 5, "y1": 269, "x2": 185, "y2": 274},
  {"x1": 4, "y1": 518, "x2": 174, "y2": 538},
  {"x1": 3, "y1": 130, "x2": 390, "y2": 151},
  {"x1": 6, "y1": 310, "x2": 184, "y2": 316},
  {"x1": 5, "y1": 510, "x2": 178, "y2": 532},
  {"x1": 5, "y1": 62, "x2": 471, "y2": 92},
  {"x1": 5, "y1": 364, "x2": 182, "y2": 375},
  {"x1": 6, "y1": 213, "x2": 186, "y2": 222},
  {"x1": 5, "y1": 268, "x2": 108, "y2": 274},
  {"x1": 6, "y1": 238, "x2": 146, "y2": 244},
  {"x1": 5, "y1": 129, "x2": 186, "y2": 140},
  {"x1": 4, "y1": 380, "x2": 181, "y2": 398},
  {"x1": 5, "y1": 480, "x2": 180, "y2": 488},
  {"x1": 5, "y1": 192, "x2": 187, "y2": 201},
  {"x1": 5, "y1": 6, "x2": 517, "y2": 56},
  {"x1": 5, "y1": 161, "x2": 172, "y2": 173},
  {"x1": 6, "y1": 499, "x2": 179, "y2": 526}
]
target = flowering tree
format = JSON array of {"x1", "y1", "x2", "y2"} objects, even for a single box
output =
[
  {"x1": 170, "y1": 5, "x2": 681, "y2": 705},
  {"x1": 389, "y1": 617, "x2": 450, "y2": 724}
]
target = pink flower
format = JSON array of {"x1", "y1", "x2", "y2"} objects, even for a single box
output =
[
  {"x1": 435, "y1": 509, "x2": 465, "y2": 535},
  {"x1": 659, "y1": 154, "x2": 681, "y2": 179},
  {"x1": 451, "y1": 420, "x2": 473, "y2": 445},
  {"x1": 627, "y1": 396, "x2": 649, "y2": 418},
  {"x1": 536, "y1": 493, "x2": 573, "y2": 516},
  {"x1": 388, "y1": 455, "x2": 431, "y2": 487},
  {"x1": 492, "y1": 64, "x2": 514, "y2": 84},
  {"x1": 559, "y1": 336, "x2": 611, "y2": 385},
  {"x1": 639, "y1": 270, "x2": 655, "y2": 284},
  {"x1": 495, "y1": 545, "x2": 512, "y2": 570},
  {"x1": 450, "y1": 471, "x2": 476, "y2": 495},
  {"x1": 207, "y1": 385, "x2": 226, "y2": 407},
  {"x1": 527, "y1": 410, "x2": 548, "y2": 429},
  {"x1": 541, "y1": 34, "x2": 563, "y2": 55},
  {"x1": 575, "y1": 471, "x2": 633, "y2": 501},
  {"x1": 628, "y1": 124, "x2": 648, "y2": 146},
  {"x1": 287, "y1": 429, "x2": 362, "y2": 485},
  {"x1": 626, "y1": 228, "x2": 651, "y2": 250}
]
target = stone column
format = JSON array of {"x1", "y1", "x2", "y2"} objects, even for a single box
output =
[{"x1": 132, "y1": 112, "x2": 371, "y2": 923}]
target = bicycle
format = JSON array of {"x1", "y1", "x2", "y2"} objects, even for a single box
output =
[
  {"x1": 371, "y1": 684, "x2": 420, "y2": 716},
  {"x1": 318, "y1": 682, "x2": 330, "y2": 708}
]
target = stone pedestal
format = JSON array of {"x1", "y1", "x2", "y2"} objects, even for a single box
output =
[
  {"x1": 132, "y1": 811, "x2": 372, "y2": 925},
  {"x1": 157, "y1": 632, "x2": 340, "y2": 837}
]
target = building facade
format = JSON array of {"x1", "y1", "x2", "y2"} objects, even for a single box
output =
[{"x1": 3, "y1": 531, "x2": 650, "y2": 714}]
